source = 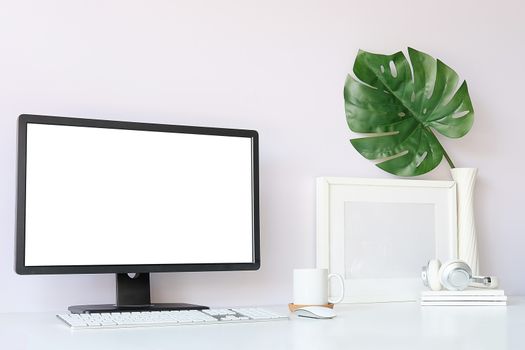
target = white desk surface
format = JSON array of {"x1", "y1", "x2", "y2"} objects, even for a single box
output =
[{"x1": 1, "y1": 298, "x2": 524, "y2": 350}]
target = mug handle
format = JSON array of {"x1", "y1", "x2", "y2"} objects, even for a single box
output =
[{"x1": 327, "y1": 273, "x2": 345, "y2": 304}]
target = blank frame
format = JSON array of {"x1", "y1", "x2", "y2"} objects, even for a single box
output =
[{"x1": 317, "y1": 177, "x2": 457, "y2": 303}]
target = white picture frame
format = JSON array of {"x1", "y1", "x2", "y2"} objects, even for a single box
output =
[{"x1": 316, "y1": 177, "x2": 457, "y2": 303}]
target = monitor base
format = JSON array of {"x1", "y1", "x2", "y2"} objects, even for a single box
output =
[
  {"x1": 68, "y1": 273, "x2": 208, "y2": 314},
  {"x1": 68, "y1": 303, "x2": 209, "y2": 314}
]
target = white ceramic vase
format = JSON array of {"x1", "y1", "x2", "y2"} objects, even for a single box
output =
[{"x1": 450, "y1": 167, "x2": 479, "y2": 275}]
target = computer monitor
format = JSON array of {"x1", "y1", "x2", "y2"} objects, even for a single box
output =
[{"x1": 15, "y1": 114, "x2": 260, "y2": 313}]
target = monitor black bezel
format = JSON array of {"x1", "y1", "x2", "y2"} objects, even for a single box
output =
[{"x1": 15, "y1": 114, "x2": 260, "y2": 274}]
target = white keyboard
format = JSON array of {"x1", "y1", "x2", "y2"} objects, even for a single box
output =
[{"x1": 57, "y1": 308, "x2": 288, "y2": 329}]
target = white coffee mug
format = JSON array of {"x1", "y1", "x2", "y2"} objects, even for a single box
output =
[{"x1": 293, "y1": 268, "x2": 345, "y2": 305}]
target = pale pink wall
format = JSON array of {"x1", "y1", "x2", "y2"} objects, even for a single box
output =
[{"x1": 1, "y1": 0, "x2": 523, "y2": 311}]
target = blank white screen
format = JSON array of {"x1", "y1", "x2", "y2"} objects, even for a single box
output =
[{"x1": 24, "y1": 123, "x2": 254, "y2": 266}]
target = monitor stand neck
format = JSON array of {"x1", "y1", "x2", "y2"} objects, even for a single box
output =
[
  {"x1": 68, "y1": 273, "x2": 208, "y2": 314},
  {"x1": 116, "y1": 272, "x2": 151, "y2": 307}
]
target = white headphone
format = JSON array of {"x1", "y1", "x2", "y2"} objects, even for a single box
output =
[{"x1": 421, "y1": 259, "x2": 498, "y2": 291}]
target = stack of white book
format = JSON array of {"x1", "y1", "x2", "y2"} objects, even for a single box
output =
[{"x1": 420, "y1": 289, "x2": 507, "y2": 306}]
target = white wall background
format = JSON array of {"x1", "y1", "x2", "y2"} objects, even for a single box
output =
[{"x1": 1, "y1": 0, "x2": 524, "y2": 312}]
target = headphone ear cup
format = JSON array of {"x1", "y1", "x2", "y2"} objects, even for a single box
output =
[
  {"x1": 427, "y1": 259, "x2": 442, "y2": 291},
  {"x1": 439, "y1": 260, "x2": 472, "y2": 291}
]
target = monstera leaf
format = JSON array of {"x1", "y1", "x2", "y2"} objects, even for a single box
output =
[{"x1": 344, "y1": 47, "x2": 474, "y2": 176}]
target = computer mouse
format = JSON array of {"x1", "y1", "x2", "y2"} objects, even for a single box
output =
[{"x1": 294, "y1": 306, "x2": 337, "y2": 319}]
